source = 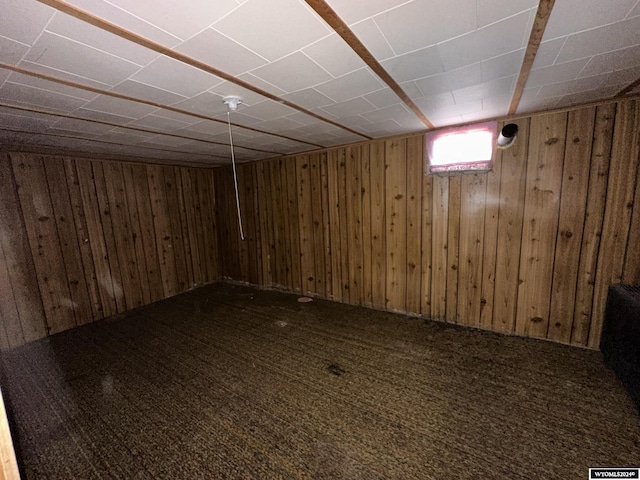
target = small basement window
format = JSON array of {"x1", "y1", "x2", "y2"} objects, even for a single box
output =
[{"x1": 426, "y1": 120, "x2": 497, "y2": 174}]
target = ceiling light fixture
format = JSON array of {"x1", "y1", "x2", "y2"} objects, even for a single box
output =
[{"x1": 224, "y1": 95, "x2": 245, "y2": 241}]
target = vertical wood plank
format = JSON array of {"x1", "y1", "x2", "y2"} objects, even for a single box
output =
[
  {"x1": 256, "y1": 162, "x2": 273, "y2": 286},
  {"x1": 406, "y1": 136, "x2": 423, "y2": 315},
  {"x1": 571, "y1": 103, "x2": 615, "y2": 345},
  {"x1": 44, "y1": 158, "x2": 94, "y2": 325},
  {"x1": 320, "y1": 153, "x2": 333, "y2": 299},
  {"x1": 369, "y1": 142, "x2": 386, "y2": 309},
  {"x1": 102, "y1": 161, "x2": 144, "y2": 310},
  {"x1": 173, "y1": 167, "x2": 195, "y2": 288},
  {"x1": 63, "y1": 159, "x2": 102, "y2": 320},
  {"x1": 360, "y1": 145, "x2": 373, "y2": 308},
  {"x1": 346, "y1": 147, "x2": 363, "y2": 304},
  {"x1": 493, "y1": 118, "x2": 529, "y2": 333},
  {"x1": 310, "y1": 153, "x2": 326, "y2": 296},
  {"x1": 622, "y1": 163, "x2": 640, "y2": 284},
  {"x1": 0, "y1": 246, "x2": 25, "y2": 348},
  {"x1": 276, "y1": 160, "x2": 293, "y2": 288},
  {"x1": 121, "y1": 163, "x2": 152, "y2": 305},
  {"x1": 130, "y1": 163, "x2": 164, "y2": 302},
  {"x1": 179, "y1": 168, "x2": 204, "y2": 286},
  {"x1": 385, "y1": 138, "x2": 407, "y2": 312},
  {"x1": 457, "y1": 173, "x2": 487, "y2": 328},
  {"x1": 326, "y1": 150, "x2": 343, "y2": 301},
  {"x1": 91, "y1": 160, "x2": 126, "y2": 313},
  {"x1": 479, "y1": 147, "x2": 502, "y2": 330},
  {"x1": 147, "y1": 164, "x2": 178, "y2": 297},
  {"x1": 75, "y1": 160, "x2": 119, "y2": 317},
  {"x1": 162, "y1": 167, "x2": 189, "y2": 292},
  {"x1": 420, "y1": 158, "x2": 433, "y2": 317},
  {"x1": 201, "y1": 170, "x2": 220, "y2": 281},
  {"x1": 285, "y1": 158, "x2": 302, "y2": 292},
  {"x1": 516, "y1": 112, "x2": 567, "y2": 338},
  {"x1": 446, "y1": 175, "x2": 461, "y2": 323},
  {"x1": 337, "y1": 149, "x2": 350, "y2": 302},
  {"x1": 0, "y1": 154, "x2": 47, "y2": 344},
  {"x1": 241, "y1": 164, "x2": 260, "y2": 285},
  {"x1": 547, "y1": 107, "x2": 596, "y2": 343},
  {"x1": 430, "y1": 175, "x2": 449, "y2": 321},
  {"x1": 11, "y1": 154, "x2": 76, "y2": 333},
  {"x1": 297, "y1": 155, "x2": 315, "y2": 294},
  {"x1": 589, "y1": 99, "x2": 640, "y2": 348}
]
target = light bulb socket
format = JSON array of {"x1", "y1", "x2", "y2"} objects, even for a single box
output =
[{"x1": 223, "y1": 95, "x2": 243, "y2": 111}]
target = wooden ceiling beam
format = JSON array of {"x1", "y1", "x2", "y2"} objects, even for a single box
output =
[
  {"x1": 35, "y1": 0, "x2": 372, "y2": 141},
  {"x1": 617, "y1": 77, "x2": 640, "y2": 97},
  {"x1": 305, "y1": 0, "x2": 435, "y2": 130},
  {"x1": 508, "y1": 0, "x2": 556, "y2": 115}
]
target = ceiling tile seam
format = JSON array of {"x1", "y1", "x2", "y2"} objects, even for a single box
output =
[
  {"x1": 0, "y1": 127, "x2": 228, "y2": 158},
  {"x1": 20, "y1": 60, "x2": 113, "y2": 89},
  {"x1": 111, "y1": 78, "x2": 189, "y2": 103},
  {"x1": 0, "y1": 62, "x2": 324, "y2": 149},
  {"x1": 205, "y1": 27, "x2": 271, "y2": 64},
  {"x1": 304, "y1": 0, "x2": 434, "y2": 129},
  {"x1": 39, "y1": 30, "x2": 145, "y2": 69},
  {"x1": 625, "y1": 0, "x2": 640, "y2": 18},
  {"x1": 34, "y1": 0, "x2": 372, "y2": 141},
  {"x1": 508, "y1": 0, "x2": 556, "y2": 115},
  {"x1": 0, "y1": 102, "x2": 283, "y2": 156},
  {"x1": 0, "y1": 33, "x2": 31, "y2": 49},
  {"x1": 101, "y1": 2, "x2": 183, "y2": 44},
  {"x1": 4, "y1": 78, "x2": 100, "y2": 103},
  {"x1": 542, "y1": 12, "x2": 640, "y2": 44}
]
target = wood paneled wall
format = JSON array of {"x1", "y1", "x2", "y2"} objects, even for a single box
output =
[
  {"x1": 0, "y1": 153, "x2": 219, "y2": 349},
  {"x1": 216, "y1": 98, "x2": 640, "y2": 348}
]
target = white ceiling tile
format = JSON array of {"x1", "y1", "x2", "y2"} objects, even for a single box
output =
[
  {"x1": 452, "y1": 76, "x2": 514, "y2": 104},
  {"x1": 555, "y1": 84, "x2": 623, "y2": 107},
  {"x1": 7, "y1": 71, "x2": 98, "y2": 101},
  {"x1": 531, "y1": 38, "x2": 566, "y2": 68},
  {"x1": 415, "y1": 63, "x2": 482, "y2": 97},
  {"x1": 374, "y1": 0, "x2": 477, "y2": 55},
  {"x1": 437, "y1": 12, "x2": 531, "y2": 71},
  {"x1": 24, "y1": 32, "x2": 141, "y2": 86},
  {"x1": 239, "y1": 101, "x2": 297, "y2": 121},
  {"x1": 45, "y1": 13, "x2": 159, "y2": 67},
  {"x1": 481, "y1": 93, "x2": 512, "y2": 112},
  {"x1": 430, "y1": 115, "x2": 465, "y2": 127},
  {"x1": 139, "y1": 135, "x2": 193, "y2": 147},
  {"x1": 256, "y1": 116, "x2": 306, "y2": 133},
  {"x1": 0, "y1": 111, "x2": 55, "y2": 132},
  {"x1": 111, "y1": 80, "x2": 187, "y2": 106},
  {"x1": 131, "y1": 56, "x2": 224, "y2": 97},
  {"x1": 96, "y1": 128, "x2": 153, "y2": 144},
  {"x1": 477, "y1": 0, "x2": 538, "y2": 28},
  {"x1": 321, "y1": 97, "x2": 378, "y2": 117},
  {"x1": 128, "y1": 114, "x2": 192, "y2": 132},
  {"x1": 314, "y1": 69, "x2": 384, "y2": 102},
  {"x1": 182, "y1": 120, "x2": 229, "y2": 137},
  {"x1": 414, "y1": 91, "x2": 456, "y2": 112},
  {"x1": 579, "y1": 44, "x2": 640, "y2": 77},
  {"x1": 323, "y1": 0, "x2": 411, "y2": 25},
  {"x1": 350, "y1": 19, "x2": 395, "y2": 61},
  {"x1": 63, "y1": 0, "x2": 181, "y2": 47},
  {"x1": 208, "y1": 81, "x2": 269, "y2": 107},
  {"x1": 82, "y1": 95, "x2": 159, "y2": 119},
  {"x1": 235, "y1": 73, "x2": 287, "y2": 96},
  {"x1": 18, "y1": 61, "x2": 112, "y2": 90},
  {"x1": 380, "y1": 46, "x2": 445, "y2": 83},
  {"x1": 213, "y1": 0, "x2": 330, "y2": 61},
  {"x1": 107, "y1": 0, "x2": 239, "y2": 40},
  {"x1": 555, "y1": 15, "x2": 640, "y2": 63},
  {"x1": 282, "y1": 89, "x2": 335, "y2": 109},
  {"x1": 0, "y1": 82, "x2": 89, "y2": 112},
  {"x1": 0, "y1": 0, "x2": 54, "y2": 45},
  {"x1": 364, "y1": 88, "x2": 402, "y2": 108},
  {"x1": 218, "y1": 111, "x2": 263, "y2": 127},
  {"x1": 537, "y1": 72, "x2": 610, "y2": 98},
  {"x1": 251, "y1": 52, "x2": 332, "y2": 93},
  {"x1": 603, "y1": 65, "x2": 640, "y2": 86},
  {"x1": 526, "y1": 58, "x2": 590, "y2": 88},
  {"x1": 50, "y1": 118, "x2": 115, "y2": 135},
  {"x1": 362, "y1": 104, "x2": 423, "y2": 129},
  {"x1": 73, "y1": 108, "x2": 137, "y2": 124},
  {"x1": 285, "y1": 112, "x2": 323, "y2": 126},
  {"x1": 177, "y1": 29, "x2": 267, "y2": 76},
  {"x1": 303, "y1": 34, "x2": 365, "y2": 78},
  {"x1": 481, "y1": 49, "x2": 525, "y2": 82},
  {"x1": 335, "y1": 114, "x2": 373, "y2": 128},
  {"x1": 628, "y1": 0, "x2": 640, "y2": 17},
  {"x1": 0, "y1": 36, "x2": 29, "y2": 65},
  {"x1": 544, "y1": 0, "x2": 637, "y2": 40},
  {"x1": 150, "y1": 110, "x2": 202, "y2": 125},
  {"x1": 399, "y1": 81, "x2": 425, "y2": 100},
  {"x1": 172, "y1": 91, "x2": 231, "y2": 117},
  {"x1": 428, "y1": 100, "x2": 483, "y2": 120}
]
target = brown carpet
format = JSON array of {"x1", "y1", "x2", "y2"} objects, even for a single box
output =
[{"x1": 1, "y1": 282, "x2": 639, "y2": 479}]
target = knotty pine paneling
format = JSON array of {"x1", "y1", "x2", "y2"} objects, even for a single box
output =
[
  {"x1": 216, "y1": 97, "x2": 640, "y2": 348},
  {"x1": 0, "y1": 153, "x2": 220, "y2": 348}
]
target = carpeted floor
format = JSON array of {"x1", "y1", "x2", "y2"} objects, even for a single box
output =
[{"x1": 1, "y1": 282, "x2": 639, "y2": 479}]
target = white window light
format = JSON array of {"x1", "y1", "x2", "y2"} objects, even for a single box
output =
[{"x1": 425, "y1": 120, "x2": 497, "y2": 174}]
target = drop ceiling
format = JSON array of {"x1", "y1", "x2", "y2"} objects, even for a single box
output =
[{"x1": 0, "y1": 0, "x2": 639, "y2": 166}]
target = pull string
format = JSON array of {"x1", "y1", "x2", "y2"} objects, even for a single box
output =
[{"x1": 227, "y1": 111, "x2": 245, "y2": 241}]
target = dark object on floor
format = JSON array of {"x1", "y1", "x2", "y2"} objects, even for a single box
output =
[
  {"x1": 1, "y1": 282, "x2": 639, "y2": 479},
  {"x1": 601, "y1": 284, "x2": 640, "y2": 412}
]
